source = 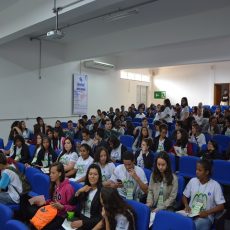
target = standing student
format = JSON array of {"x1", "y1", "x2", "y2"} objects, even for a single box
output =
[
  {"x1": 57, "y1": 137, "x2": 78, "y2": 177},
  {"x1": 135, "y1": 138, "x2": 154, "y2": 170},
  {"x1": 70, "y1": 164, "x2": 103, "y2": 230},
  {"x1": 26, "y1": 162, "x2": 76, "y2": 230},
  {"x1": 0, "y1": 152, "x2": 22, "y2": 204},
  {"x1": 69, "y1": 144, "x2": 94, "y2": 183},
  {"x1": 34, "y1": 117, "x2": 46, "y2": 135},
  {"x1": 34, "y1": 136, "x2": 57, "y2": 169},
  {"x1": 146, "y1": 152, "x2": 178, "y2": 212},
  {"x1": 220, "y1": 89, "x2": 229, "y2": 106},
  {"x1": 182, "y1": 159, "x2": 225, "y2": 230},
  {"x1": 94, "y1": 147, "x2": 115, "y2": 186},
  {"x1": 180, "y1": 97, "x2": 189, "y2": 122},
  {"x1": 161, "y1": 99, "x2": 173, "y2": 123},
  {"x1": 93, "y1": 187, "x2": 136, "y2": 230}
]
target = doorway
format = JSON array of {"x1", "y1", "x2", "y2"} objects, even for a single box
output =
[
  {"x1": 136, "y1": 85, "x2": 148, "y2": 106},
  {"x1": 214, "y1": 83, "x2": 230, "y2": 105}
]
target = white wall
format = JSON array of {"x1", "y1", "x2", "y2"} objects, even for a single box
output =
[{"x1": 151, "y1": 61, "x2": 230, "y2": 106}]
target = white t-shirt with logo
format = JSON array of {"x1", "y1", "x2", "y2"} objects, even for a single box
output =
[
  {"x1": 58, "y1": 151, "x2": 78, "y2": 166},
  {"x1": 81, "y1": 139, "x2": 94, "y2": 148},
  {"x1": 110, "y1": 144, "x2": 122, "y2": 161},
  {"x1": 73, "y1": 156, "x2": 94, "y2": 181},
  {"x1": 183, "y1": 178, "x2": 225, "y2": 222},
  {"x1": 110, "y1": 164, "x2": 148, "y2": 200},
  {"x1": 157, "y1": 139, "x2": 165, "y2": 152},
  {"x1": 190, "y1": 133, "x2": 206, "y2": 148},
  {"x1": 98, "y1": 162, "x2": 115, "y2": 182},
  {"x1": 82, "y1": 188, "x2": 97, "y2": 218},
  {"x1": 115, "y1": 214, "x2": 129, "y2": 230}
]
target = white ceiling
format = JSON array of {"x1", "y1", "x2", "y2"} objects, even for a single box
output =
[{"x1": 0, "y1": 0, "x2": 19, "y2": 13}]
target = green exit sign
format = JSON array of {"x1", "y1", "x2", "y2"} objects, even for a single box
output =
[{"x1": 154, "y1": 91, "x2": 166, "y2": 99}]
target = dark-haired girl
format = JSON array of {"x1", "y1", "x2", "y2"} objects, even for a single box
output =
[
  {"x1": 189, "y1": 122, "x2": 206, "y2": 149},
  {"x1": 70, "y1": 164, "x2": 103, "y2": 230},
  {"x1": 108, "y1": 135, "x2": 127, "y2": 163},
  {"x1": 57, "y1": 137, "x2": 78, "y2": 177},
  {"x1": 27, "y1": 162, "x2": 76, "y2": 230},
  {"x1": 135, "y1": 138, "x2": 154, "y2": 170},
  {"x1": 146, "y1": 151, "x2": 178, "y2": 212},
  {"x1": 93, "y1": 187, "x2": 136, "y2": 230},
  {"x1": 182, "y1": 159, "x2": 225, "y2": 230},
  {"x1": 199, "y1": 140, "x2": 219, "y2": 160},
  {"x1": 69, "y1": 144, "x2": 94, "y2": 183},
  {"x1": 34, "y1": 136, "x2": 57, "y2": 168},
  {"x1": 94, "y1": 147, "x2": 115, "y2": 186},
  {"x1": 133, "y1": 127, "x2": 150, "y2": 151}
]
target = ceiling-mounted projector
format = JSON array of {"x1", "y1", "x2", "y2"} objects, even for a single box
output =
[{"x1": 46, "y1": 29, "x2": 64, "y2": 39}]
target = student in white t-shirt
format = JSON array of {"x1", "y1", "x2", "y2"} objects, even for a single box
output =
[
  {"x1": 189, "y1": 122, "x2": 206, "y2": 148},
  {"x1": 180, "y1": 97, "x2": 189, "y2": 121},
  {"x1": 0, "y1": 152, "x2": 22, "y2": 204},
  {"x1": 161, "y1": 99, "x2": 173, "y2": 123},
  {"x1": 109, "y1": 151, "x2": 148, "y2": 201},
  {"x1": 57, "y1": 137, "x2": 78, "y2": 177},
  {"x1": 94, "y1": 147, "x2": 115, "y2": 186},
  {"x1": 93, "y1": 187, "x2": 135, "y2": 230},
  {"x1": 182, "y1": 159, "x2": 225, "y2": 230},
  {"x1": 69, "y1": 144, "x2": 94, "y2": 183},
  {"x1": 81, "y1": 128, "x2": 94, "y2": 148}
]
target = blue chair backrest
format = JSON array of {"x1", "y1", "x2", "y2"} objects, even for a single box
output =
[
  {"x1": 32, "y1": 173, "x2": 50, "y2": 199},
  {"x1": 179, "y1": 156, "x2": 199, "y2": 178},
  {"x1": 212, "y1": 160, "x2": 230, "y2": 186},
  {"x1": 0, "y1": 204, "x2": 13, "y2": 230},
  {"x1": 126, "y1": 199, "x2": 150, "y2": 230},
  {"x1": 0, "y1": 138, "x2": 4, "y2": 149},
  {"x1": 70, "y1": 181, "x2": 83, "y2": 192},
  {"x1": 191, "y1": 143, "x2": 199, "y2": 155},
  {"x1": 120, "y1": 135, "x2": 135, "y2": 149},
  {"x1": 61, "y1": 122, "x2": 68, "y2": 129},
  {"x1": 132, "y1": 122, "x2": 141, "y2": 127},
  {"x1": 204, "y1": 133, "x2": 212, "y2": 143},
  {"x1": 25, "y1": 167, "x2": 42, "y2": 192},
  {"x1": 200, "y1": 144, "x2": 207, "y2": 152},
  {"x1": 133, "y1": 118, "x2": 142, "y2": 123},
  {"x1": 168, "y1": 153, "x2": 176, "y2": 172},
  {"x1": 147, "y1": 118, "x2": 153, "y2": 124},
  {"x1": 28, "y1": 144, "x2": 36, "y2": 160},
  {"x1": 4, "y1": 140, "x2": 13, "y2": 150},
  {"x1": 5, "y1": 220, "x2": 29, "y2": 230},
  {"x1": 212, "y1": 135, "x2": 230, "y2": 154},
  {"x1": 152, "y1": 210, "x2": 196, "y2": 230},
  {"x1": 143, "y1": 168, "x2": 152, "y2": 184},
  {"x1": 16, "y1": 162, "x2": 25, "y2": 174},
  {"x1": 176, "y1": 175, "x2": 185, "y2": 205}
]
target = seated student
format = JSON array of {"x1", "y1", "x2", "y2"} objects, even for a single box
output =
[
  {"x1": 47, "y1": 129, "x2": 54, "y2": 149},
  {"x1": 25, "y1": 133, "x2": 43, "y2": 167},
  {"x1": 133, "y1": 117, "x2": 152, "y2": 138},
  {"x1": 34, "y1": 116, "x2": 46, "y2": 135},
  {"x1": 189, "y1": 122, "x2": 206, "y2": 149},
  {"x1": 171, "y1": 128, "x2": 193, "y2": 156},
  {"x1": 25, "y1": 162, "x2": 76, "y2": 230},
  {"x1": 93, "y1": 187, "x2": 136, "y2": 230},
  {"x1": 69, "y1": 144, "x2": 94, "y2": 183},
  {"x1": 21, "y1": 120, "x2": 32, "y2": 142},
  {"x1": 112, "y1": 118, "x2": 125, "y2": 136},
  {"x1": 81, "y1": 128, "x2": 94, "y2": 148},
  {"x1": 92, "y1": 128, "x2": 109, "y2": 156},
  {"x1": 94, "y1": 147, "x2": 115, "y2": 186},
  {"x1": 135, "y1": 138, "x2": 154, "y2": 170},
  {"x1": 175, "y1": 120, "x2": 183, "y2": 131},
  {"x1": 124, "y1": 120, "x2": 135, "y2": 136},
  {"x1": 153, "y1": 124, "x2": 172, "y2": 153},
  {"x1": 8, "y1": 135, "x2": 30, "y2": 164},
  {"x1": 108, "y1": 135, "x2": 127, "y2": 163},
  {"x1": 135, "y1": 107, "x2": 146, "y2": 119},
  {"x1": 64, "y1": 120, "x2": 75, "y2": 139},
  {"x1": 153, "y1": 120, "x2": 162, "y2": 137},
  {"x1": 132, "y1": 127, "x2": 151, "y2": 152},
  {"x1": 52, "y1": 128, "x2": 62, "y2": 151},
  {"x1": 70, "y1": 164, "x2": 103, "y2": 230},
  {"x1": 0, "y1": 152, "x2": 22, "y2": 204},
  {"x1": 57, "y1": 137, "x2": 78, "y2": 177},
  {"x1": 222, "y1": 116, "x2": 230, "y2": 136},
  {"x1": 109, "y1": 151, "x2": 148, "y2": 201},
  {"x1": 198, "y1": 140, "x2": 219, "y2": 160},
  {"x1": 75, "y1": 118, "x2": 86, "y2": 140},
  {"x1": 182, "y1": 159, "x2": 225, "y2": 230},
  {"x1": 54, "y1": 120, "x2": 64, "y2": 137},
  {"x1": 207, "y1": 116, "x2": 221, "y2": 135},
  {"x1": 34, "y1": 136, "x2": 57, "y2": 169},
  {"x1": 146, "y1": 152, "x2": 178, "y2": 212}
]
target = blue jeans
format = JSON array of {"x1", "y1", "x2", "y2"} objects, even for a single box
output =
[
  {"x1": 0, "y1": 192, "x2": 16, "y2": 204},
  {"x1": 194, "y1": 217, "x2": 212, "y2": 230}
]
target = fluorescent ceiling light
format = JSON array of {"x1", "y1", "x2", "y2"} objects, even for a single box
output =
[{"x1": 104, "y1": 9, "x2": 139, "y2": 22}]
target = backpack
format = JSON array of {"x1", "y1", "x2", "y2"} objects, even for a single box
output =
[{"x1": 7, "y1": 166, "x2": 31, "y2": 195}]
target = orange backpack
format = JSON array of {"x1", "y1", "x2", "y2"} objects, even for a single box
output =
[{"x1": 30, "y1": 205, "x2": 58, "y2": 230}]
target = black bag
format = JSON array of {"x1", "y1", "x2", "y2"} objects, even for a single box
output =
[{"x1": 7, "y1": 166, "x2": 31, "y2": 195}]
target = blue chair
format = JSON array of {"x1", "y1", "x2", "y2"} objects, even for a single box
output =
[
  {"x1": 200, "y1": 144, "x2": 207, "y2": 152},
  {"x1": 126, "y1": 199, "x2": 150, "y2": 230},
  {"x1": 120, "y1": 135, "x2": 134, "y2": 151},
  {"x1": 147, "y1": 118, "x2": 153, "y2": 124},
  {"x1": 5, "y1": 220, "x2": 29, "y2": 230},
  {"x1": 4, "y1": 140, "x2": 13, "y2": 150},
  {"x1": 132, "y1": 122, "x2": 141, "y2": 127},
  {"x1": 0, "y1": 204, "x2": 13, "y2": 230},
  {"x1": 212, "y1": 135, "x2": 230, "y2": 154},
  {"x1": 204, "y1": 133, "x2": 212, "y2": 144},
  {"x1": 16, "y1": 162, "x2": 25, "y2": 174},
  {"x1": 212, "y1": 160, "x2": 230, "y2": 185},
  {"x1": 168, "y1": 153, "x2": 176, "y2": 172},
  {"x1": 61, "y1": 122, "x2": 68, "y2": 129},
  {"x1": 152, "y1": 210, "x2": 196, "y2": 230},
  {"x1": 28, "y1": 173, "x2": 50, "y2": 199},
  {"x1": 143, "y1": 168, "x2": 152, "y2": 184},
  {"x1": 176, "y1": 175, "x2": 185, "y2": 208},
  {"x1": 70, "y1": 181, "x2": 83, "y2": 192},
  {"x1": 191, "y1": 143, "x2": 199, "y2": 155},
  {"x1": 7, "y1": 204, "x2": 20, "y2": 211},
  {"x1": 133, "y1": 118, "x2": 142, "y2": 123},
  {"x1": 28, "y1": 144, "x2": 36, "y2": 160},
  {"x1": 0, "y1": 138, "x2": 4, "y2": 149},
  {"x1": 178, "y1": 156, "x2": 199, "y2": 178}
]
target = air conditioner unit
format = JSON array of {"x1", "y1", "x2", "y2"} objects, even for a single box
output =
[{"x1": 83, "y1": 60, "x2": 115, "y2": 70}]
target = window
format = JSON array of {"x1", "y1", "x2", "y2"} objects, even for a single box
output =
[{"x1": 120, "y1": 70, "x2": 150, "y2": 82}]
